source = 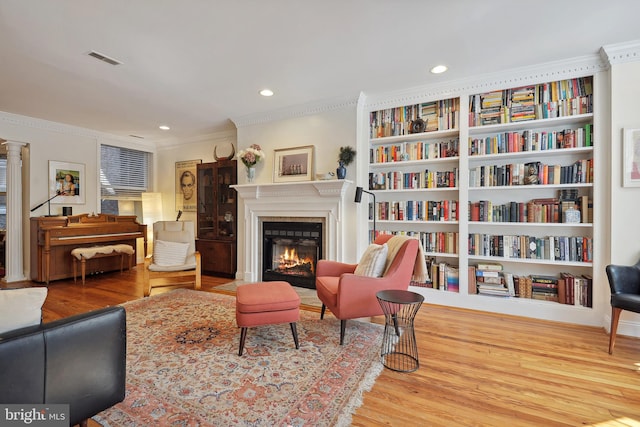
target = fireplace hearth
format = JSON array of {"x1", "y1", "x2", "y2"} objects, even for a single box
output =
[{"x1": 262, "y1": 221, "x2": 322, "y2": 289}]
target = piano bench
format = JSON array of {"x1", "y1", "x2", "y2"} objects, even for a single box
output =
[{"x1": 71, "y1": 244, "x2": 134, "y2": 285}]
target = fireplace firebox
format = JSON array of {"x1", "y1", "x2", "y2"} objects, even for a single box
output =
[{"x1": 262, "y1": 221, "x2": 323, "y2": 289}]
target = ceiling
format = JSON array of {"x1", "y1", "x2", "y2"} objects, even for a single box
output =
[{"x1": 1, "y1": 1, "x2": 640, "y2": 144}]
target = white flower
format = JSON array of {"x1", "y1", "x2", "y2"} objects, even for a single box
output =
[{"x1": 237, "y1": 144, "x2": 265, "y2": 168}]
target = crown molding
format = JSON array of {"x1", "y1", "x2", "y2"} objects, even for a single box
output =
[
  {"x1": 600, "y1": 39, "x2": 640, "y2": 66},
  {"x1": 231, "y1": 94, "x2": 360, "y2": 129},
  {"x1": 0, "y1": 110, "x2": 156, "y2": 150},
  {"x1": 363, "y1": 53, "x2": 607, "y2": 111},
  {"x1": 154, "y1": 129, "x2": 237, "y2": 150}
]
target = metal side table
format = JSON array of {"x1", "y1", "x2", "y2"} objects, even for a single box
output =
[{"x1": 376, "y1": 289, "x2": 424, "y2": 372}]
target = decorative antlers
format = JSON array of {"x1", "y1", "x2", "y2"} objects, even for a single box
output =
[{"x1": 214, "y1": 143, "x2": 236, "y2": 161}]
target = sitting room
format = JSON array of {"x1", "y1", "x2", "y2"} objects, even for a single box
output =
[{"x1": 1, "y1": 2, "x2": 640, "y2": 426}]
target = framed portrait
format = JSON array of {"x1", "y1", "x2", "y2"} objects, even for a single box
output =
[
  {"x1": 623, "y1": 128, "x2": 640, "y2": 187},
  {"x1": 273, "y1": 145, "x2": 315, "y2": 183},
  {"x1": 175, "y1": 159, "x2": 202, "y2": 212},
  {"x1": 49, "y1": 161, "x2": 85, "y2": 204}
]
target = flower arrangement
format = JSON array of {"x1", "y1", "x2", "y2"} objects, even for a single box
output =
[{"x1": 237, "y1": 144, "x2": 266, "y2": 168}]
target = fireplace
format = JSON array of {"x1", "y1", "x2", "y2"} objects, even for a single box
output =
[
  {"x1": 262, "y1": 221, "x2": 323, "y2": 289},
  {"x1": 231, "y1": 180, "x2": 352, "y2": 285}
]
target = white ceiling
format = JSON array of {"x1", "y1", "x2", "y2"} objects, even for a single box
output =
[{"x1": 1, "y1": 0, "x2": 640, "y2": 144}]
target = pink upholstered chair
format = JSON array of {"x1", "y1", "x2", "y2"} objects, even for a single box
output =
[{"x1": 316, "y1": 234, "x2": 420, "y2": 345}]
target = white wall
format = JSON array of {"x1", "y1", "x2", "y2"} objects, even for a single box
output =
[
  {"x1": 235, "y1": 105, "x2": 360, "y2": 280},
  {"x1": 608, "y1": 60, "x2": 640, "y2": 336}
]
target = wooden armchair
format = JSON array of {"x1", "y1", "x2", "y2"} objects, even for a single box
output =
[
  {"x1": 316, "y1": 234, "x2": 420, "y2": 344},
  {"x1": 143, "y1": 221, "x2": 201, "y2": 297}
]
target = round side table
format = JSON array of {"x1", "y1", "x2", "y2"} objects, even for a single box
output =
[{"x1": 376, "y1": 289, "x2": 424, "y2": 372}]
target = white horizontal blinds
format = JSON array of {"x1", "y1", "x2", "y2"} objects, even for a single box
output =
[
  {"x1": 100, "y1": 144, "x2": 149, "y2": 200},
  {"x1": 0, "y1": 157, "x2": 6, "y2": 192}
]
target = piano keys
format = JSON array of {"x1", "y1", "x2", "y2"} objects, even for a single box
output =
[{"x1": 30, "y1": 214, "x2": 147, "y2": 284}]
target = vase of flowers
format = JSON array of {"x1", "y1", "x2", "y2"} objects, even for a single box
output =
[
  {"x1": 237, "y1": 144, "x2": 265, "y2": 183},
  {"x1": 336, "y1": 146, "x2": 356, "y2": 179}
]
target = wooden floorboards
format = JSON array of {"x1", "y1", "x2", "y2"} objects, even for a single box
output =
[{"x1": 7, "y1": 267, "x2": 640, "y2": 426}]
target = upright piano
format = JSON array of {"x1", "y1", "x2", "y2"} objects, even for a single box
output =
[{"x1": 30, "y1": 214, "x2": 147, "y2": 284}]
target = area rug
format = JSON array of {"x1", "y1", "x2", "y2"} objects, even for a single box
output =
[{"x1": 93, "y1": 289, "x2": 383, "y2": 427}]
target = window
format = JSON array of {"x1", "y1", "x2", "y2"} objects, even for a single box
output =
[
  {"x1": 0, "y1": 156, "x2": 5, "y2": 230},
  {"x1": 100, "y1": 144, "x2": 151, "y2": 217}
]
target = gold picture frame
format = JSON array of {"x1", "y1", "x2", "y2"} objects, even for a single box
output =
[{"x1": 273, "y1": 145, "x2": 315, "y2": 183}]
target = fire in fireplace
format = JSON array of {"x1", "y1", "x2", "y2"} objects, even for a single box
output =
[{"x1": 262, "y1": 221, "x2": 323, "y2": 289}]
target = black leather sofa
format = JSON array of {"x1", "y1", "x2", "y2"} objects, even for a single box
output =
[{"x1": 0, "y1": 306, "x2": 126, "y2": 427}]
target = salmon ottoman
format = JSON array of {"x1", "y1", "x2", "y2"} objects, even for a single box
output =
[{"x1": 235, "y1": 281, "x2": 301, "y2": 356}]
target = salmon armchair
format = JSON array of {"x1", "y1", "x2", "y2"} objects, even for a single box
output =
[{"x1": 316, "y1": 234, "x2": 420, "y2": 345}]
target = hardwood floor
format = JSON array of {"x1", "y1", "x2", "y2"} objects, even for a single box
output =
[{"x1": 8, "y1": 268, "x2": 640, "y2": 426}]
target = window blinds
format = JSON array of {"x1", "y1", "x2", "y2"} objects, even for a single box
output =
[{"x1": 100, "y1": 144, "x2": 150, "y2": 200}]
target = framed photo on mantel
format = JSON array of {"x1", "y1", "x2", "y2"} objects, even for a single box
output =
[{"x1": 273, "y1": 145, "x2": 315, "y2": 183}]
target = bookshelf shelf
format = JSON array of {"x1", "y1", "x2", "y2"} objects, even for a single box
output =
[
  {"x1": 365, "y1": 75, "x2": 595, "y2": 315},
  {"x1": 370, "y1": 157, "x2": 459, "y2": 167}
]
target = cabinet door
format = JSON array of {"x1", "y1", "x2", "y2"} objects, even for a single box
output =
[
  {"x1": 197, "y1": 240, "x2": 236, "y2": 276},
  {"x1": 215, "y1": 162, "x2": 237, "y2": 239},
  {"x1": 197, "y1": 164, "x2": 216, "y2": 239}
]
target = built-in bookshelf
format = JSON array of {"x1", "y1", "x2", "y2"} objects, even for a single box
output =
[
  {"x1": 365, "y1": 76, "x2": 595, "y2": 309},
  {"x1": 368, "y1": 97, "x2": 461, "y2": 292},
  {"x1": 467, "y1": 76, "x2": 594, "y2": 307}
]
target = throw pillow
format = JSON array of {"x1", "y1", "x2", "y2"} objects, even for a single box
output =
[
  {"x1": 354, "y1": 243, "x2": 388, "y2": 277},
  {"x1": 0, "y1": 287, "x2": 48, "y2": 334},
  {"x1": 153, "y1": 239, "x2": 190, "y2": 267}
]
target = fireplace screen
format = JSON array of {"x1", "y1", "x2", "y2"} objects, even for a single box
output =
[{"x1": 262, "y1": 221, "x2": 322, "y2": 289}]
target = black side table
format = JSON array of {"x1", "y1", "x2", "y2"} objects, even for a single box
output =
[{"x1": 376, "y1": 289, "x2": 424, "y2": 372}]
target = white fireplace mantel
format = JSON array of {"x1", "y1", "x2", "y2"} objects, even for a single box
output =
[{"x1": 232, "y1": 179, "x2": 353, "y2": 282}]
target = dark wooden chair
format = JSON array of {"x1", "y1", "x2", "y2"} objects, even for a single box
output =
[{"x1": 605, "y1": 260, "x2": 640, "y2": 354}]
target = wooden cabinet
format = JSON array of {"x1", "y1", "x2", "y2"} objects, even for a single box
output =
[{"x1": 196, "y1": 160, "x2": 237, "y2": 277}]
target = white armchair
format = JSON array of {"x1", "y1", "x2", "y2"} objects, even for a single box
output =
[{"x1": 143, "y1": 221, "x2": 201, "y2": 297}]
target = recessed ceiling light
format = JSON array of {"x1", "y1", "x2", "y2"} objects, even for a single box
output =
[
  {"x1": 430, "y1": 65, "x2": 448, "y2": 74},
  {"x1": 259, "y1": 89, "x2": 274, "y2": 97},
  {"x1": 159, "y1": 125, "x2": 170, "y2": 130}
]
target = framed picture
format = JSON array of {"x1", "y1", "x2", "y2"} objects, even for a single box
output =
[
  {"x1": 175, "y1": 159, "x2": 202, "y2": 212},
  {"x1": 49, "y1": 161, "x2": 85, "y2": 204},
  {"x1": 273, "y1": 145, "x2": 315, "y2": 183},
  {"x1": 623, "y1": 128, "x2": 640, "y2": 187}
]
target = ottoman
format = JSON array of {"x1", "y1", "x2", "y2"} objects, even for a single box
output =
[{"x1": 235, "y1": 281, "x2": 301, "y2": 356}]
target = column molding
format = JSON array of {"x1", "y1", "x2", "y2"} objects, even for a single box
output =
[{"x1": 2, "y1": 140, "x2": 27, "y2": 282}]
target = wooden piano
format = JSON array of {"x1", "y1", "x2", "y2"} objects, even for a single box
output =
[{"x1": 30, "y1": 214, "x2": 147, "y2": 284}]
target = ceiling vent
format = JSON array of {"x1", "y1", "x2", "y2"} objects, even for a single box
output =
[{"x1": 88, "y1": 51, "x2": 122, "y2": 66}]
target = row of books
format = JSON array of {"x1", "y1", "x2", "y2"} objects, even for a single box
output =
[
  {"x1": 373, "y1": 200, "x2": 459, "y2": 222},
  {"x1": 468, "y1": 233, "x2": 593, "y2": 263},
  {"x1": 469, "y1": 159, "x2": 593, "y2": 187},
  {"x1": 469, "y1": 195, "x2": 592, "y2": 224},
  {"x1": 469, "y1": 264, "x2": 592, "y2": 307},
  {"x1": 411, "y1": 261, "x2": 459, "y2": 292},
  {"x1": 369, "y1": 168, "x2": 458, "y2": 190},
  {"x1": 468, "y1": 77, "x2": 593, "y2": 126},
  {"x1": 369, "y1": 98, "x2": 460, "y2": 138},
  {"x1": 369, "y1": 139, "x2": 459, "y2": 164},
  {"x1": 468, "y1": 124, "x2": 593, "y2": 156},
  {"x1": 372, "y1": 230, "x2": 458, "y2": 255}
]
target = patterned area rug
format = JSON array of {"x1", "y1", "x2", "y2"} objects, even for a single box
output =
[{"x1": 94, "y1": 289, "x2": 383, "y2": 427}]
